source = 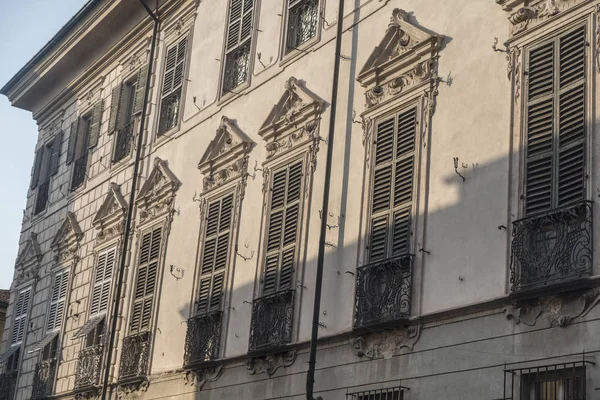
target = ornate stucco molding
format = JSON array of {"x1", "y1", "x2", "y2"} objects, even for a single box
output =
[
  {"x1": 93, "y1": 183, "x2": 128, "y2": 245},
  {"x1": 14, "y1": 231, "x2": 43, "y2": 285},
  {"x1": 116, "y1": 378, "x2": 149, "y2": 399},
  {"x1": 183, "y1": 365, "x2": 223, "y2": 390},
  {"x1": 136, "y1": 158, "x2": 181, "y2": 225},
  {"x1": 351, "y1": 325, "x2": 422, "y2": 359},
  {"x1": 246, "y1": 350, "x2": 297, "y2": 376},
  {"x1": 50, "y1": 211, "x2": 83, "y2": 264}
]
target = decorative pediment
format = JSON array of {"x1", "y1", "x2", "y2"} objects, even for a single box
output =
[
  {"x1": 137, "y1": 158, "x2": 181, "y2": 224},
  {"x1": 51, "y1": 212, "x2": 83, "y2": 263},
  {"x1": 93, "y1": 183, "x2": 127, "y2": 244},
  {"x1": 15, "y1": 232, "x2": 43, "y2": 268},
  {"x1": 198, "y1": 117, "x2": 254, "y2": 192},
  {"x1": 496, "y1": 0, "x2": 581, "y2": 36}
]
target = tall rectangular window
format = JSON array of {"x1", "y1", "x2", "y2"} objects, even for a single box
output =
[
  {"x1": 32, "y1": 133, "x2": 62, "y2": 215},
  {"x1": 46, "y1": 270, "x2": 69, "y2": 332},
  {"x1": 129, "y1": 227, "x2": 162, "y2": 334},
  {"x1": 222, "y1": 0, "x2": 254, "y2": 95},
  {"x1": 262, "y1": 160, "x2": 303, "y2": 295},
  {"x1": 158, "y1": 37, "x2": 188, "y2": 135},
  {"x1": 11, "y1": 287, "x2": 31, "y2": 345},
  {"x1": 285, "y1": 0, "x2": 319, "y2": 54},
  {"x1": 68, "y1": 99, "x2": 103, "y2": 191},
  {"x1": 90, "y1": 248, "x2": 116, "y2": 316},
  {"x1": 369, "y1": 106, "x2": 416, "y2": 262},
  {"x1": 110, "y1": 80, "x2": 138, "y2": 163},
  {"x1": 196, "y1": 194, "x2": 233, "y2": 314},
  {"x1": 524, "y1": 25, "x2": 587, "y2": 216}
]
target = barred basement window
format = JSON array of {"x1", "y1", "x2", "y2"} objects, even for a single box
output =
[
  {"x1": 222, "y1": 0, "x2": 255, "y2": 95},
  {"x1": 11, "y1": 287, "x2": 31, "y2": 345},
  {"x1": 347, "y1": 386, "x2": 405, "y2": 400},
  {"x1": 90, "y1": 248, "x2": 116, "y2": 316},
  {"x1": 285, "y1": 0, "x2": 319, "y2": 54},
  {"x1": 129, "y1": 226, "x2": 162, "y2": 334},
  {"x1": 523, "y1": 25, "x2": 587, "y2": 216},
  {"x1": 504, "y1": 361, "x2": 588, "y2": 400},
  {"x1": 158, "y1": 37, "x2": 188, "y2": 135},
  {"x1": 32, "y1": 132, "x2": 62, "y2": 215},
  {"x1": 46, "y1": 269, "x2": 69, "y2": 332}
]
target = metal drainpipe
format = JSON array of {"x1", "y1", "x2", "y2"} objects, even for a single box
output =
[
  {"x1": 100, "y1": 1, "x2": 159, "y2": 399},
  {"x1": 306, "y1": 0, "x2": 345, "y2": 399}
]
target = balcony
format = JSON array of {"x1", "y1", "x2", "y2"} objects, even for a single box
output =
[
  {"x1": 113, "y1": 122, "x2": 134, "y2": 163},
  {"x1": 354, "y1": 255, "x2": 413, "y2": 331},
  {"x1": 31, "y1": 358, "x2": 57, "y2": 399},
  {"x1": 0, "y1": 371, "x2": 17, "y2": 400},
  {"x1": 183, "y1": 311, "x2": 222, "y2": 368},
  {"x1": 74, "y1": 344, "x2": 103, "y2": 390},
  {"x1": 510, "y1": 201, "x2": 593, "y2": 294},
  {"x1": 119, "y1": 332, "x2": 150, "y2": 381},
  {"x1": 248, "y1": 290, "x2": 295, "y2": 354}
]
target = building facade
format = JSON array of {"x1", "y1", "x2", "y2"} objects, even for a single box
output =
[{"x1": 1, "y1": 0, "x2": 600, "y2": 399}]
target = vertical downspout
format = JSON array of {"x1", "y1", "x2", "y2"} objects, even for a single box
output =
[
  {"x1": 100, "y1": 2, "x2": 159, "y2": 399},
  {"x1": 306, "y1": 0, "x2": 345, "y2": 399}
]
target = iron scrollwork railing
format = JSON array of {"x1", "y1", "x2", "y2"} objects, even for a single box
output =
[
  {"x1": 510, "y1": 201, "x2": 593, "y2": 292},
  {"x1": 158, "y1": 88, "x2": 181, "y2": 135},
  {"x1": 0, "y1": 371, "x2": 18, "y2": 400},
  {"x1": 32, "y1": 358, "x2": 57, "y2": 399},
  {"x1": 249, "y1": 290, "x2": 295, "y2": 353},
  {"x1": 354, "y1": 255, "x2": 413, "y2": 330},
  {"x1": 183, "y1": 311, "x2": 222, "y2": 367},
  {"x1": 286, "y1": 0, "x2": 319, "y2": 53},
  {"x1": 35, "y1": 181, "x2": 50, "y2": 215},
  {"x1": 74, "y1": 344, "x2": 103, "y2": 389},
  {"x1": 113, "y1": 122, "x2": 134, "y2": 163},
  {"x1": 71, "y1": 155, "x2": 88, "y2": 191},
  {"x1": 119, "y1": 332, "x2": 151, "y2": 380}
]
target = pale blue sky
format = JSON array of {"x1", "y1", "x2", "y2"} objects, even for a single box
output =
[{"x1": 0, "y1": 1, "x2": 87, "y2": 289}]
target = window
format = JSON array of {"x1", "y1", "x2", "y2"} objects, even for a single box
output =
[
  {"x1": 41, "y1": 336, "x2": 59, "y2": 362},
  {"x1": 523, "y1": 25, "x2": 587, "y2": 216},
  {"x1": 348, "y1": 387, "x2": 405, "y2": 400},
  {"x1": 222, "y1": 0, "x2": 254, "y2": 95},
  {"x1": 110, "y1": 79, "x2": 138, "y2": 163},
  {"x1": 32, "y1": 133, "x2": 62, "y2": 215},
  {"x1": 68, "y1": 100, "x2": 103, "y2": 190},
  {"x1": 504, "y1": 364, "x2": 586, "y2": 400},
  {"x1": 90, "y1": 248, "x2": 116, "y2": 316},
  {"x1": 129, "y1": 226, "x2": 162, "y2": 334},
  {"x1": 46, "y1": 270, "x2": 69, "y2": 332},
  {"x1": 84, "y1": 317, "x2": 105, "y2": 349},
  {"x1": 369, "y1": 106, "x2": 416, "y2": 262},
  {"x1": 4, "y1": 348, "x2": 20, "y2": 372},
  {"x1": 285, "y1": 0, "x2": 319, "y2": 54},
  {"x1": 196, "y1": 194, "x2": 233, "y2": 314},
  {"x1": 262, "y1": 160, "x2": 303, "y2": 295},
  {"x1": 11, "y1": 287, "x2": 31, "y2": 345},
  {"x1": 158, "y1": 37, "x2": 188, "y2": 135}
]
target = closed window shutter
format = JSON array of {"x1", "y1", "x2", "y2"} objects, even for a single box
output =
[
  {"x1": 524, "y1": 26, "x2": 587, "y2": 215},
  {"x1": 369, "y1": 108, "x2": 416, "y2": 262},
  {"x1": 88, "y1": 100, "x2": 104, "y2": 148},
  {"x1": 50, "y1": 131, "x2": 63, "y2": 176},
  {"x1": 262, "y1": 161, "x2": 303, "y2": 295},
  {"x1": 47, "y1": 270, "x2": 70, "y2": 332},
  {"x1": 31, "y1": 147, "x2": 44, "y2": 189},
  {"x1": 11, "y1": 288, "x2": 31, "y2": 345},
  {"x1": 90, "y1": 248, "x2": 116, "y2": 315},
  {"x1": 197, "y1": 194, "x2": 233, "y2": 315},
  {"x1": 130, "y1": 227, "x2": 162, "y2": 334},
  {"x1": 67, "y1": 120, "x2": 79, "y2": 165},
  {"x1": 162, "y1": 38, "x2": 188, "y2": 97},
  {"x1": 226, "y1": 0, "x2": 254, "y2": 50},
  {"x1": 132, "y1": 64, "x2": 149, "y2": 115},
  {"x1": 108, "y1": 84, "x2": 124, "y2": 134}
]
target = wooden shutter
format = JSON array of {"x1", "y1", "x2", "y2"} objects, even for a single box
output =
[
  {"x1": 67, "y1": 120, "x2": 79, "y2": 165},
  {"x1": 31, "y1": 147, "x2": 44, "y2": 189},
  {"x1": 90, "y1": 248, "x2": 116, "y2": 315},
  {"x1": 46, "y1": 270, "x2": 69, "y2": 332},
  {"x1": 162, "y1": 37, "x2": 188, "y2": 97},
  {"x1": 49, "y1": 131, "x2": 63, "y2": 176},
  {"x1": 197, "y1": 194, "x2": 234, "y2": 314},
  {"x1": 130, "y1": 227, "x2": 162, "y2": 334},
  {"x1": 369, "y1": 108, "x2": 416, "y2": 262},
  {"x1": 108, "y1": 84, "x2": 124, "y2": 134},
  {"x1": 11, "y1": 288, "x2": 31, "y2": 344},
  {"x1": 262, "y1": 161, "x2": 303, "y2": 295},
  {"x1": 226, "y1": 0, "x2": 254, "y2": 51},
  {"x1": 132, "y1": 64, "x2": 148, "y2": 115},
  {"x1": 524, "y1": 26, "x2": 587, "y2": 215},
  {"x1": 88, "y1": 100, "x2": 104, "y2": 148}
]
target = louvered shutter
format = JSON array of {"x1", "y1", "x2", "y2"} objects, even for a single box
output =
[
  {"x1": 108, "y1": 84, "x2": 124, "y2": 134},
  {"x1": 11, "y1": 288, "x2": 31, "y2": 345},
  {"x1": 524, "y1": 26, "x2": 587, "y2": 215},
  {"x1": 47, "y1": 270, "x2": 69, "y2": 332},
  {"x1": 31, "y1": 147, "x2": 44, "y2": 189},
  {"x1": 226, "y1": 0, "x2": 254, "y2": 51},
  {"x1": 130, "y1": 227, "x2": 161, "y2": 334},
  {"x1": 88, "y1": 100, "x2": 104, "y2": 148},
  {"x1": 162, "y1": 38, "x2": 188, "y2": 96},
  {"x1": 90, "y1": 248, "x2": 116, "y2": 316},
  {"x1": 50, "y1": 131, "x2": 63, "y2": 176},
  {"x1": 67, "y1": 120, "x2": 79, "y2": 165},
  {"x1": 132, "y1": 64, "x2": 148, "y2": 115}
]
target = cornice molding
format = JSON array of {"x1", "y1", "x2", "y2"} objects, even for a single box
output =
[
  {"x1": 51, "y1": 212, "x2": 83, "y2": 264},
  {"x1": 137, "y1": 158, "x2": 181, "y2": 225},
  {"x1": 93, "y1": 182, "x2": 128, "y2": 245}
]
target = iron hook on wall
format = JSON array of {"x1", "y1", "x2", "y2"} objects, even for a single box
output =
[{"x1": 453, "y1": 157, "x2": 466, "y2": 183}]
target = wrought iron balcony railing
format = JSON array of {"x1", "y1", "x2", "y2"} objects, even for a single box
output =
[
  {"x1": 158, "y1": 89, "x2": 181, "y2": 135},
  {"x1": 183, "y1": 311, "x2": 222, "y2": 368},
  {"x1": 32, "y1": 358, "x2": 57, "y2": 399},
  {"x1": 510, "y1": 201, "x2": 593, "y2": 293},
  {"x1": 74, "y1": 344, "x2": 103, "y2": 390},
  {"x1": 34, "y1": 181, "x2": 50, "y2": 215},
  {"x1": 354, "y1": 255, "x2": 413, "y2": 330},
  {"x1": 249, "y1": 290, "x2": 295, "y2": 353},
  {"x1": 119, "y1": 332, "x2": 151, "y2": 381},
  {"x1": 0, "y1": 371, "x2": 18, "y2": 400},
  {"x1": 113, "y1": 122, "x2": 134, "y2": 163},
  {"x1": 71, "y1": 155, "x2": 88, "y2": 191}
]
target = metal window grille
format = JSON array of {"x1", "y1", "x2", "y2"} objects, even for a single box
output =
[
  {"x1": 347, "y1": 386, "x2": 406, "y2": 400},
  {"x1": 285, "y1": 0, "x2": 319, "y2": 53},
  {"x1": 222, "y1": 0, "x2": 254, "y2": 94}
]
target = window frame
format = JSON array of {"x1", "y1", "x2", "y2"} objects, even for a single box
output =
[
  {"x1": 111, "y1": 75, "x2": 139, "y2": 166},
  {"x1": 69, "y1": 111, "x2": 93, "y2": 192},
  {"x1": 32, "y1": 136, "x2": 58, "y2": 216},
  {"x1": 280, "y1": 0, "x2": 322, "y2": 63}
]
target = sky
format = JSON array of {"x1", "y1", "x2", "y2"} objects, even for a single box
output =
[{"x1": 0, "y1": 0, "x2": 87, "y2": 290}]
